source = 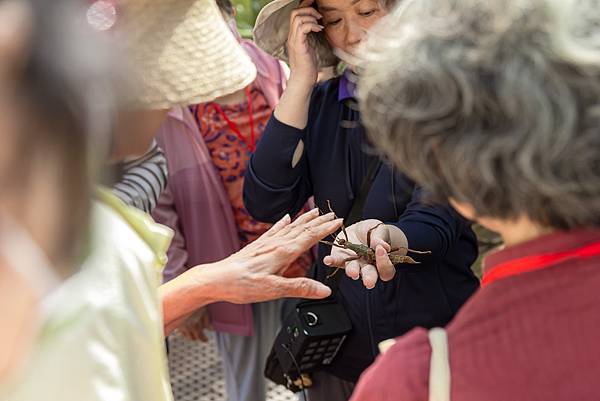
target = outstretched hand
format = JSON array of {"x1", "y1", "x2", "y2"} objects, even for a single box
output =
[
  {"x1": 209, "y1": 208, "x2": 343, "y2": 303},
  {"x1": 162, "y1": 209, "x2": 343, "y2": 336},
  {"x1": 323, "y1": 219, "x2": 408, "y2": 289}
]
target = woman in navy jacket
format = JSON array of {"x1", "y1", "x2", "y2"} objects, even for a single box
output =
[{"x1": 244, "y1": 0, "x2": 480, "y2": 398}]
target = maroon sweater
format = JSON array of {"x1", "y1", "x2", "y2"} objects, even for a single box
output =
[{"x1": 351, "y1": 229, "x2": 600, "y2": 401}]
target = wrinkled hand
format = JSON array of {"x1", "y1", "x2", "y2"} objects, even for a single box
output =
[
  {"x1": 323, "y1": 219, "x2": 408, "y2": 289},
  {"x1": 287, "y1": 0, "x2": 322, "y2": 87},
  {"x1": 178, "y1": 308, "x2": 213, "y2": 342},
  {"x1": 210, "y1": 209, "x2": 343, "y2": 303}
]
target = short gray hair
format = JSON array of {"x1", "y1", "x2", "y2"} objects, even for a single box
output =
[{"x1": 358, "y1": 0, "x2": 600, "y2": 229}]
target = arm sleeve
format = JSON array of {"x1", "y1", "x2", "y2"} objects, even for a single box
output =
[
  {"x1": 112, "y1": 140, "x2": 168, "y2": 213},
  {"x1": 151, "y1": 184, "x2": 188, "y2": 283},
  {"x1": 243, "y1": 115, "x2": 313, "y2": 223},
  {"x1": 390, "y1": 187, "x2": 468, "y2": 266}
]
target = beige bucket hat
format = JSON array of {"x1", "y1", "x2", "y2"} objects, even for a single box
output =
[
  {"x1": 93, "y1": 0, "x2": 257, "y2": 109},
  {"x1": 253, "y1": 0, "x2": 338, "y2": 68}
]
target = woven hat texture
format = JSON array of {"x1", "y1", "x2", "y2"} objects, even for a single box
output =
[{"x1": 120, "y1": 0, "x2": 257, "y2": 108}]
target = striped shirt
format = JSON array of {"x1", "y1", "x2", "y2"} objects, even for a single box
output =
[{"x1": 112, "y1": 140, "x2": 168, "y2": 213}]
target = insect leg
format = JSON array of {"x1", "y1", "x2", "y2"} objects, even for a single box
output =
[
  {"x1": 319, "y1": 240, "x2": 344, "y2": 249},
  {"x1": 407, "y1": 249, "x2": 432, "y2": 254},
  {"x1": 326, "y1": 199, "x2": 350, "y2": 241},
  {"x1": 326, "y1": 257, "x2": 362, "y2": 278},
  {"x1": 388, "y1": 246, "x2": 431, "y2": 255},
  {"x1": 366, "y1": 222, "x2": 385, "y2": 248}
]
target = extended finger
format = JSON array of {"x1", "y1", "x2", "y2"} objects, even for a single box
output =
[
  {"x1": 274, "y1": 276, "x2": 332, "y2": 300},
  {"x1": 345, "y1": 259, "x2": 361, "y2": 280},
  {"x1": 291, "y1": 12, "x2": 322, "y2": 25},
  {"x1": 291, "y1": 11, "x2": 323, "y2": 25},
  {"x1": 375, "y1": 245, "x2": 396, "y2": 281},
  {"x1": 323, "y1": 250, "x2": 356, "y2": 268},
  {"x1": 274, "y1": 209, "x2": 323, "y2": 239},
  {"x1": 290, "y1": 16, "x2": 323, "y2": 42},
  {"x1": 288, "y1": 208, "x2": 321, "y2": 228},
  {"x1": 368, "y1": 224, "x2": 391, "y2": 251},
  {"x1": 304, "y1": 211, "x2": 337, "y2": 228},
  {"x1": 262, "y1": 213, "x2": 292, "y2": 238},
  {"x1": 285, "y1": 211, "x2": 338, "y2": 240},
  {"x1": 297, "y1": 22, "x2": 323, "y2": 38},
  {"x1": 293, "y1": 217, "x2": 343, "y2": 246},
  {"x1": 361, "y1": 264, "x2": 378, "y2": 289}
]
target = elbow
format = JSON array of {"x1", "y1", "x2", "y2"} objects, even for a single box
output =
[{"x1": 242, "y1": 189, "x2": 280, "y2": 224}]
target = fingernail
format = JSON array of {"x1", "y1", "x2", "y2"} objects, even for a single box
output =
[
  {"x1": 376, "y1": 246, "x2": 386, "y2": 256},
  {"x1": 284, "y1": 213, "x2": 291, "y2": 221},
  {"x1": 323, "y1": 257, "x2": 331, "y2": 266},
  {"x1": 315, "y1": 283, "x2": 332, "y2": 297}
]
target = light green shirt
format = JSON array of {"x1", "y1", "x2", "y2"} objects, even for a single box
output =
[{"x1": 3, "y1": 191, "x2": 174, "y2": 401}]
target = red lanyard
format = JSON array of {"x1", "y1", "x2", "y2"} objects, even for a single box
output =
[
  {"x1": 482, "y1": 240, "x2": 600, "y2": 287},
  {"x1": 210, "y1": 86, "x2": 256, "y2": 152}
]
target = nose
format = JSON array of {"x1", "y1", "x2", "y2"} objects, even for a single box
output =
[{"x1": 346, "y1": 21, "x2": 366, "y2": 48}]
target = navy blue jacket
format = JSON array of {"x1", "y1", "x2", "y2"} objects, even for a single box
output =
[{"x1": 244, "y1": 77, "x2": 479, "y2": 382}]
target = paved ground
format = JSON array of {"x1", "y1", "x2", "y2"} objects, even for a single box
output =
[{"x1": 168, "y1": 332, "x2": 297, "y2": 401}]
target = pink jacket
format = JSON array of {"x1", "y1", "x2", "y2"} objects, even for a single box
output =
[{"x1": 152, "y1": 40, "x2": 288, "y2": 336}]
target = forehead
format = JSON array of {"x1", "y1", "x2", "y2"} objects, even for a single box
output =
[{"x1": 317, "y1": 0, "x2": 380, "y2": 11}]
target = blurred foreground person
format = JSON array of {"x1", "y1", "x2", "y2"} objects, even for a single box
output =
[
  {"x1": 1, "y1": 0, "x2": 341, "y2": 400},
  {"x1": 0, "y1": 0, "x2": 110, "y2": 385},
  {"x1": 350, "y1": 0, "x2": 600, "y2": 400}
]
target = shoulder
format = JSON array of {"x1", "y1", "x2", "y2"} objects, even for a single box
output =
[
  {"x1": 93, "y1": 190, "x2": 172, "y2": 279},
  {"x1": 306, "y1": 77, "x2": 343, "y2": 120},
  {"x1": 351, "y1": 328, "x2": 431, "y2": 401},
  {"x1": 312, "y1": 76, "x2": 342, "y2": 102}
]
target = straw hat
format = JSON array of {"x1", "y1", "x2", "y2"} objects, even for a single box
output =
[
  {"x1": 92, "y1": 0, "x2": 257, "y2": 109},
  {"x1": 253, "y1": 0, "x2": 338, "y2": 68}
]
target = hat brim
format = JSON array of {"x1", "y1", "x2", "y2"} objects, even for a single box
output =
[
  {"x1": 122, "y1": 0, "x2": 256, "y2": 109},
  {"x1": 253, "y1": 0, "x2": 338, "y2": 68}
]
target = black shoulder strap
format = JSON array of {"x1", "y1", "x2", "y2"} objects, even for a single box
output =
[
  {"x1": 345, "y1": 158, "x2": 380, "y2": 227},
  {"x1": 326, "y1": 157, "x2": 381, "y2": 289}
]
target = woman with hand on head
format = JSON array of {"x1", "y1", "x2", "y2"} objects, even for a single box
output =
[{"x1": 244, "y1": 0, "x2": 480, "y2": 399}]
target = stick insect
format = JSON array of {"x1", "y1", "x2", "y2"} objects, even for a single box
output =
[{"x1": 320, "y1": 200, "x2": 431, "y2": 278}]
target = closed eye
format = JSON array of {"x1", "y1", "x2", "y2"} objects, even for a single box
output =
[
  {"x1": 359, "y1": 9, "x2": 376, "y2": 16},
  {"x1": 325, "y1": 18, "x2": 342, "y2": 26}
]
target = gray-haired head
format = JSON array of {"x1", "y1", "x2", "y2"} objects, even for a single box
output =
[{"x1": 358, "y1": 0, "x2": 600, "y2": 229}]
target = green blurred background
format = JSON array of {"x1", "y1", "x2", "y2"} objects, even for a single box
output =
[{"x1": 232, "y1": 0, "x2": 271, "y2": 37}]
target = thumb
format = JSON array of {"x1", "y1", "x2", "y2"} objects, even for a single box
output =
[
  {"x1": 275, "y1": 277, "x2": 332, "y2": 299},
  {"x1": 368, "y1": 223, "x2": 391, "y2": 252}
]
